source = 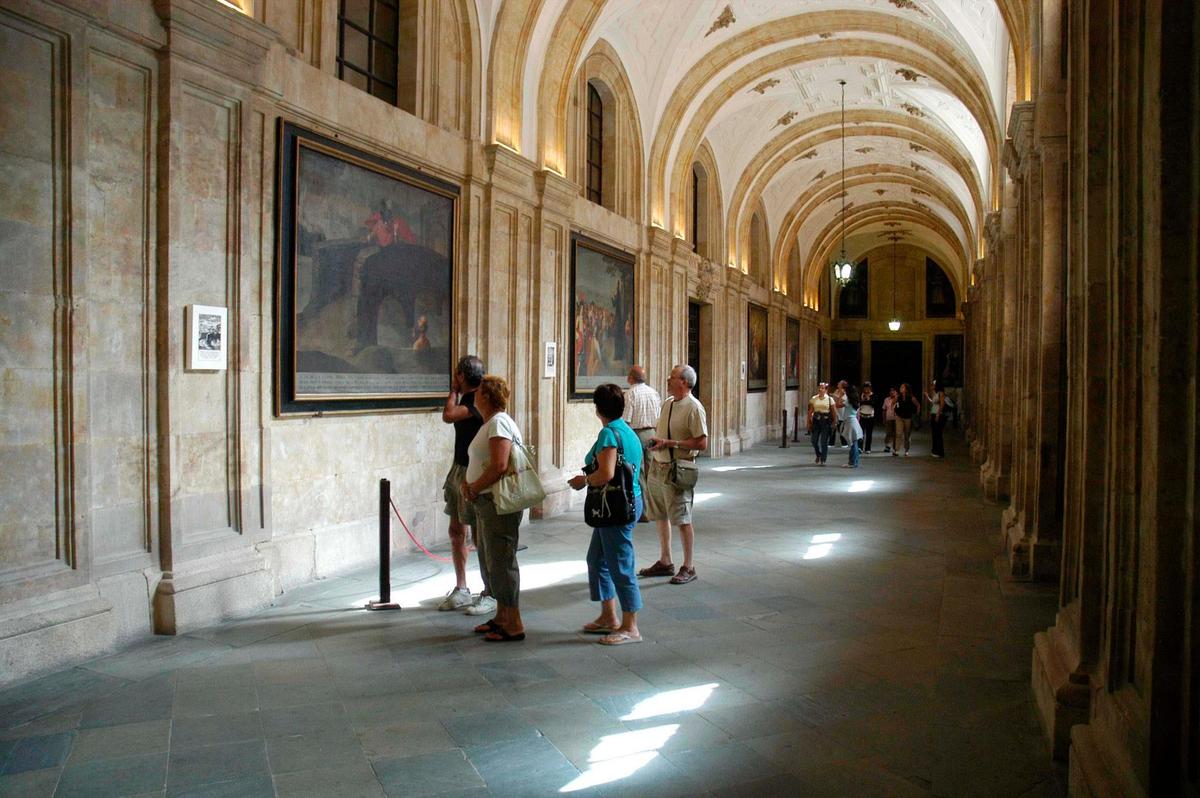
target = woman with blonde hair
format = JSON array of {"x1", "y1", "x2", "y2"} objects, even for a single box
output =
[{"x1": 461, "y1": 375, "x2": 527, "y2": 641}]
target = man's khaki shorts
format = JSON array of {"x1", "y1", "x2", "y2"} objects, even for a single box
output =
[
  {"x1": 442, "y1": 462, "x2": 477, "y2": 526},
  {"x1": 644, "y1": 460, "x2": 694, "y2": 525}
]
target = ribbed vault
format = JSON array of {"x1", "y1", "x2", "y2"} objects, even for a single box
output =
[{"x1": 481, "y1": 0, "x2": 1017, "y2": 297}]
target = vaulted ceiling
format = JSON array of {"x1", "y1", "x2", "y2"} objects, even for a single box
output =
[{"x1": 477, "y1": 0, "x2": 1014, "y2": 300}]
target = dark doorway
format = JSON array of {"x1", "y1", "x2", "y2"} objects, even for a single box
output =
[
  {"x1": 687, "y1": 301, "x2": 701, "y2": 402},
  {"x1": 831, "y1": 340, "x2": 862, "y2": 386},
  {"x1": 871, "y1": 340, "x2": 923, "y2": 395}
]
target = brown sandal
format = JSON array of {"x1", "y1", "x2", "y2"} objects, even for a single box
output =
[
  {"x1": 669, "y1": 566, "x2": 697, "y2": 585},
  {"x1": 638, "y1": 560, "x2": 675, "y2": 577}
]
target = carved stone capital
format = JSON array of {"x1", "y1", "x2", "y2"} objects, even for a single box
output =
[
  {"x1": 485, "y1": 143, "x2": 538, "y2": 198},
  {"x1": 535, "y1": 168, "x2": 579, "y2": 215},
  {"x1": 154, "y1": 0, "x2": 273, "y2": 85}
]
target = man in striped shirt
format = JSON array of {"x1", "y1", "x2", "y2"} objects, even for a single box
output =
[{"x1": 623, "y1": 366, "x2": 661, "y2": 521}]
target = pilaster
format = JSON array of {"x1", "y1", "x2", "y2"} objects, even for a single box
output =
[{"x1": 153, "y1": 0, "x2": 275, "y2": 633}]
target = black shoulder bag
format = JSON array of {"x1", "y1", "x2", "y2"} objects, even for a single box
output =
[{"x1": 584, "y1": 432, "x2": 637, "y2": 527}]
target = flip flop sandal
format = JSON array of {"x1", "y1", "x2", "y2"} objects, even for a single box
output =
[
  {"x1": 483, "y1": 628, "x2": 526, "y2": 642},
  {"x1": 598, "y1": 632, "x2": 642, "y2": 646},
  {"x1": 473, "y1": 619, "x2": 500, "y2": 634},
  {"x1": 582, "y1": 623, "x2": 618, "y2": 634}
]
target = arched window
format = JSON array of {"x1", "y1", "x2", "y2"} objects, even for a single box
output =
[
  {"x1": 691, "y1": 166, "x2": 700, "y2": 253},
  {"x1": 925, "y1": 258, "x2": 957, "y2": 317},
  {"x1": 586, "y1": 83, "x2": 603, "y2": 205},
  {"x1": 838, "y1": 259, "x2": 869, "y2": 318},
  {"x1": 749, "y1": 211, "x2": 770, "y2": 287},
  {"x1": 336, "y1": 0, "x2": 419, "y2": 113}
]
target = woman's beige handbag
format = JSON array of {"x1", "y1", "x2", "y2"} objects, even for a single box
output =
[{"x1": 492, "y1": 439, "x2": 546, "y2": 514}]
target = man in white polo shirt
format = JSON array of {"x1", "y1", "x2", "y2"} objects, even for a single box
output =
[{"x1": 623, "y1": 365, "x2": 661, "y2": 522}]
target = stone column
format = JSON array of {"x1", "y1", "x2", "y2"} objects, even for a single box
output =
[{"x1": 152, "y1": 0, "x2": 276, "y2": 633}]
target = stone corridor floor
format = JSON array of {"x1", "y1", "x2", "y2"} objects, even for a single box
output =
[{"x1": 0, "y1": 430, "x2": 1066, "y2": 797}]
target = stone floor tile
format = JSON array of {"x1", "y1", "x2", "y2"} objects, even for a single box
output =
[
  {"x1": 463, "y1": 736, "x2": 580, "y2": 793},
  {"x1": 371, "y1": 748, "x2": 486, "y2": 797},
  {"x1": 0, "y1": 766, "x2": 61, "y2": 797},
  {"x1": 166, "y1": 741, "x2": 269, "y2": 791},
  {"x1": 0, "y1": 669, "x2": 126, "y2": 731},
  {"x1": 440, "y1": 709, "x2": 541, "y2": 747},
  {"x1": 68, "y1": 719, "x2": 170, "y2": 764},
  {"x1": 82, "y1": 637, "x2": 230, "y2": 682},
  {"x1": 172, "y1": 684, "x2": 260, "y2": 719},
  {"x1": 171, "y1": 712, "x2": 263, "y2": 751},
  {"x1": 274, "y1": 762, "x2": 385, "y2": 798},
  {"x1": 265, "y1": 729, "x2": 366, "y2": 774},
  {"x1": 56, "y1": 751, "x2": 167, "y2": 797},
  {"x1": 165, "y1": 775, "x2": 275, "y2": 797},
  {"x1": 662, "y1": 740, "x2": 785, "y2": 792},
  {"x1": 1, "y1": 731, "x2": 74, "y2": 774},
  {"x1": 354, "y1": 721, "x2": 459, "y2": 759},
  {"x1": 259, "y1": 702, "x2": 350, "y2": 738},
  {"x1": 79, "y1": 676, "x2": 176, "y2": 730}
]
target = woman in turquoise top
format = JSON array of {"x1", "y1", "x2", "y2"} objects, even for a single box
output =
[{"x1": 568, "y1": 383, "x2": 644, "y2": 645}]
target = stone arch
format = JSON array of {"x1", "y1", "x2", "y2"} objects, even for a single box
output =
[
  {"x1": 537, "y1": 0, "x2": 607, "y2": 171},
  {"x1": 487, "y1": 0, "x2": 544, "y2": 150},
  {"x1": 806, "y1": 204, "x2": 970, "y2": 298},
  {"x1": 771, "y1": 166, "x2": 975, "y2": 283},
  {"x1": 727, "y1": 114, "x2": 983, "y2": 274},
  {"x1": 568, "y1": 39, "x2": 643, "y2": 219},
  {"x1": 666, "y1": 40, "x2": 998, "y2": 238},
  {"x1": 644, "y1": 12, "x2": 1002, "y2": 226},
  {"x1": 430, "y1": 0, "x2": 482, "y2": 137}
]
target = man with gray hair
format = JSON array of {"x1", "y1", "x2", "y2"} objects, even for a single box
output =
[
  {"x1": 437, "y1": 355, "x2": 494, "y2": 615},
  {"x1": 623, "y1": 365, "x2": 661, "y2": 521},
  {"x1": 640, "y1": 364, "x2": 708, "y2": 585}
]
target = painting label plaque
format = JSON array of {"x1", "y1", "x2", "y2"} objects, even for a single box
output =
[{"x1": 186, "y1": 304, "x2": 228, "y2": 371}]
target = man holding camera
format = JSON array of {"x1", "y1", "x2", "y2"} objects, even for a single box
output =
[{"x1": 639, "y1": 364, "x2": 708, "y2": 585}]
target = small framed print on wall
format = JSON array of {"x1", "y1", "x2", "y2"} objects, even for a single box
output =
[
  {"x1": 544, "y1": 341, "x2": 558, "y2": 379},
  {"x1": 186, "y1": 304, "x2": 228, "y2": 371}
]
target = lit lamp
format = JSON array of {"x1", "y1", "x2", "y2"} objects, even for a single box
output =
[{"x1": 831, "y1": 80, "x2": 853, "y2": 287}]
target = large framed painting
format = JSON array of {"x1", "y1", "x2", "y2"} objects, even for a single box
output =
[
  {"x1": 934, "y1": 334, "x2": 964, "y2": 387},
  {"x1": 747, "y1": 303, "x2": 768, "y2": 392},
  {"x1": 275, "y1": 121, "x2": 458, "y2": 414},
  {"x1": 785, "y1": 316, "x2": 800, "y2": 389},
  {"x1": 570, "y1": 234, "x2": 636, "y2": 399}
]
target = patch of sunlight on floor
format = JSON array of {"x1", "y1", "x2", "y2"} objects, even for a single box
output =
[
  {"x1": 351, "y1": 560, "x2": 589, "y2": 608},
  {"x1": 803, "y1": 533, "x2": 841, "y2": 560},
  {"x1": 847, "y1": 479, "x2": 874, "y2": 492},
  {"x1": 561, "y1": 682, "x2": 720, "y2": 792},
  {"x1": 692, "y1": 492, "x2": 721, "y2": 504},
  {"x1": 710, "y1": 464, "x2": 775, "y2": 472},
  {"x1": 559, "y1": 725, "x2": 678, "y2": 792},
  {"x1": 620, "y1": 682, "x2": 719, "y2": 721}
]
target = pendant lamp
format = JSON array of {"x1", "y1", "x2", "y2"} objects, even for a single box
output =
[{"x1": 832, "y1": 79, "x2": 853, "y2": 286}]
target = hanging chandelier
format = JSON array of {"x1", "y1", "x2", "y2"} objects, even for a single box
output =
[
  {"x1": 888, "y1": 230, "x2": 902, "y2": 331},
  {"x1": 832, "y1": 79, "x2": 854, "y2": 286}
]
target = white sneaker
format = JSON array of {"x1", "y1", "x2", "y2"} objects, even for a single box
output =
[
  {"x1": 438, "y1": 587, "x2": 473, "y2": 611},
  {"x1": 464, "y1": 594, "x2": 497, "y2": 616}
]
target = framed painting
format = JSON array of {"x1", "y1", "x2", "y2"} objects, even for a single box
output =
[
  {"x1": 570, "y1": 234, "x2": 635, "y2": 399},
  {"x1": 785, "y1": 316, "x2": 800, "y2": 389},
  {"x1": 274, "y1": 121, "x2": 458, "y2": 414},
  {"x1": 747, "y1": 303, "x2": 768, "y2": 392}
]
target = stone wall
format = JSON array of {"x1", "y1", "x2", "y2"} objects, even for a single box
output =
[{"x1": 0, "y1": 0, "x2": 826, "y2": 684}]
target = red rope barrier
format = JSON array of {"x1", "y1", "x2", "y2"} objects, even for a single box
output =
[{"x1": 389, "y1": 498, "x2": 452, "y2": 562}]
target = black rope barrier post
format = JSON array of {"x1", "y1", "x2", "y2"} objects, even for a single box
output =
[
  {"x1": 780, "y1": 409, "x2": 788, "y2": 447},
  {"x1": 793, "y1": 407, "x2": 801, "y2": 442},
  {"x1": 366, "y1": 478, "x2": 401, "y2": 611}
]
